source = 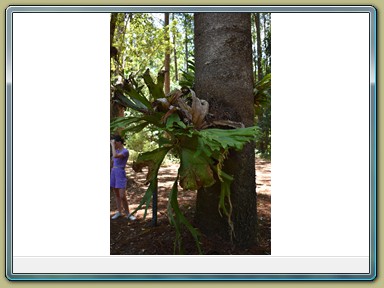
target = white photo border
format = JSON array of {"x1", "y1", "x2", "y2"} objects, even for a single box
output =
[{"x1": 5, "y1": 5, "x2": 377, "y2": 281}]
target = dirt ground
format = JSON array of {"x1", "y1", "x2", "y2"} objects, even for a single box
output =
[{"x1": 110, "y1": 158, "x2": 271, "y2": 255}]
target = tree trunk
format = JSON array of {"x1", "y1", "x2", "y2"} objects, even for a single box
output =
[
  {"x1": 262, "y1": 13, "x2": 266, "y2": 74},
  {"x1": 110, "y1": 13, "x2": 125, "y2": 131},
  {"x1": 110, "y1": 13, "x2": 118, "y2": 45},
  {"x1": 251, "y1": 16, "x2": 258, "y2": 81},
  {"x1": 255, "y1": 13, "x2": 263, "y2": 82},
  {"x1": 264, "y1": 13, "x2": 271, "y2": 74},
  {"x1": 164, "y1": 13, "x2": 171, "y2": 94},
  {"x1": 110, "y1": 13, "x2": 125, "y2": 170},
  {"x1": 184, "y1": 14, "x2": 189, "y2": 72},
  {"x1": 172, "y1": 13, "x2": 178, "y2": 81},
  {"x1": 119, "y1": 14, "x2": 130, "y2": 70},
  {"x1": 194, "y1": 13, "x2": 257, "y2": 248}
]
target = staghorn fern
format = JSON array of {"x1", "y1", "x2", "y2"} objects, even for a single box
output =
[{"x1": 111, "y1": 70, "x2": 259, "y2": 254}]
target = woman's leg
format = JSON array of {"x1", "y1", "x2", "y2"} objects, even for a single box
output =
[
  {"x1": 119, "y1": 188, "x2": 129, "y2": 215},
  {"x1": 114, "y1": 188, "x2": 122, "y2": 213},
  {"x1": 111, "y1": 187, "x2": 123, "y2": 219},
  {"x1": 111, "y1": 169, "x2": 121, "y2": 217}
]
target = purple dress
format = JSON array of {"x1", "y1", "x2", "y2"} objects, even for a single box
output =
[{"x1": 110, "y1": 148, "x2": 129, "y2": 189}]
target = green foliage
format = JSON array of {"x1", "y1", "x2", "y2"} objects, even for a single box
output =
[
  {"x1": 133, "y1": 147, "x2": 171, "y2": 218},
  {"x1": 176, "y1": 56, "x2": 270, "y2": 160},
  {"x1": 254, "y1": 73, "x2": 271, "y2": 111},
  {"x1": 254, "y1": 73, "x2": 271, "y2": 158},
  {"x1": 111, "y1": 13, "x2": 194, "y2": 94},
  {"x1": 179, "y1": 59, "x2": 195, "y2": 88},
  {"x1": 168, "y1": 177, "x2": 201, "y2": 254},
  {"x1": 250, "y1": 12, "x2": 271, "y2": 158},
  {"x1": 178, "y1": 147, "x2": 215, "y2": 190},
  {"x1": 111, "y1": 70, "x2": 259, "y2": 254},
  {"x1": 127, "y1": 130, "x2": 159, "y2": 157},
  {"x1": 198, "y1": 127, "x2": 259, "y2": 153},
  {"x1": 143, "y1": 69, "x2": 166, "y2": 100}
]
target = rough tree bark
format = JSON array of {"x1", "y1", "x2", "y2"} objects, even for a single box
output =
[{"x1": 194, "y1": 13, "x2": 257, "y2": 248}]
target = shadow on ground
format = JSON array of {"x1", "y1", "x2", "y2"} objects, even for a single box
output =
[{"x1": 110, "y1": 158, "x2": 271, "y2": 255}]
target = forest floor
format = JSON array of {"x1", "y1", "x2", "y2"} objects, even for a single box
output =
[{"x1": 110, "y1": 158, "x2": 271, "y2": 255}]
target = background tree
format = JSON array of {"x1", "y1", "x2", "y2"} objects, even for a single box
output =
[
  {"x1": 254, "y1": 13, "x2": 263, "y2": 82},
  {"x1": 164, "y1": 13, "x2": 171, "y2": 94},
  {"x1": 251, "y1": 13, "x2": 271, "y2": 157},
  {"x1": 110, "y1": 13, "x2": 126, "y2": 127},
  {"x1": 263, "y1": 13, "x2": 271, "y2": 74},
  {"x1": 110, "y1": 13, "x2": 195, "y2": 143},
  {"x1": 111, "y1": 12, "x2": 270, "y2": 158},
  {"x1": 181, "y1": 13, "x2": 194, "y2": 72},
  {"x1": 194, "y1": 13, "x2": 257, "y2": 247},
  {"x1": 171, "y1": 13, "x2": 179, "y2": 82}
]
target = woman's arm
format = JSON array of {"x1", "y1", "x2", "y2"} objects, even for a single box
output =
[
  {"x1": 110, "y1": 140, "x2": 117, "y2": 158},
  {"x1": 110, "y1": 140, "x2": 126, "y2": 159}
]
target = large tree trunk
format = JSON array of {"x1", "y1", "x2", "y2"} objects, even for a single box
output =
[{"x1": 194, "y1": 13, "x2": 257, "y2": 248}]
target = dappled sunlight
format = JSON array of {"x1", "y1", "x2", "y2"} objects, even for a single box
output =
[{"x1": 256, "y1": 158, "x2": 271, "y2": 196}]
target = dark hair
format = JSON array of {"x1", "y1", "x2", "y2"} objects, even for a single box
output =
[{"x1": 112, "y1": 135, "x2": 124, "y2": 145}]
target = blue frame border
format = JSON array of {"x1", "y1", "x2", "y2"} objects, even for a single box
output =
[{"x1": 5, "y1": 5, "x2": 377, "y2": 281}]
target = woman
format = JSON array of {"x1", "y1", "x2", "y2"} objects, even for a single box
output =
[{"x1": 110, "y1": 135, "x2": 136, "y2": 220}]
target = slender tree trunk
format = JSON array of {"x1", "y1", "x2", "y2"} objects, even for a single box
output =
[
  {"x1": 172, "y1": 13, "x2": 178, "y2": 81},
  {"x1": 110, "y1": 13, "x2": 125, "y2": 171},
  {"x1": 118, "y1": 14, "x2": 130, "y2": 69},
  {"x1": 184, "y1": 15, "x2": 189, "y2": 72},
  {"x1": 262, "y1": 13, "x2": 267, "y2": 43},
  {"x1": 253, "y1": 45, "x2": 258, "y2": 81},
  {"x1": 264, "y1": 13, "x2": 271, "y2": 74},
  {"x1": 251, "y1": 14, "x2": 258, "y2": 81},
  {"x1": 110, "y1": 13, "x2": 118, "y2": 46},
  {"x1": 164, "y1": 13, "x2": 171, "y2": 94},
  {"x1": 110, "y1": 13, "x2": 118, "y2": 118},
  {"x1": 110, "y1": 13, "x2": 125, "y2": 123},
  {"x1": 194, "y1": 13, "x2": 257, "y2": 248},
  {"x1": 262, "y1": 13, "x2": 267, "y2": 74},
  {"x1": 110, "y1": 13, "x2": 125, "y2": 134},
  {"x1": 255, "y1": 13, "x2": 263, "y2": 82}
]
